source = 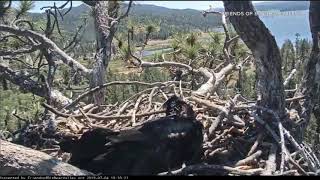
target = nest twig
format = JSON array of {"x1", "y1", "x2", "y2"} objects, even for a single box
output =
[{"x1": 14, "y1": 84, "x2": 320, "y2": 176}]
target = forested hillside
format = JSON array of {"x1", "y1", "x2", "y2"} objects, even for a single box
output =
[
  {"x1": 27, "y1": 1, "x2": 310, "y2": 42},
  {"x1": 29, "y1": 3, "x2": 222, "y2": 42}
]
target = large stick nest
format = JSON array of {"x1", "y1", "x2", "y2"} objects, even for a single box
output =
[{"x1": 9, "y1": 83, "x2": 320, "y2": 176}]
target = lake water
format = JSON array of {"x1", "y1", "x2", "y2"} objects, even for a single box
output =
[
  {"x1": 144, "y1": 10, "x2": 311, "y2": 56},
  {"x1": 141, "y1": 48, "x2": 173, "y2": 57},
  {"x1": 260, "y1": 10, "x2": 311, "y2": 46},
  {"x1": 213, "y1": 10, "x2": 311, "y2": 47}
]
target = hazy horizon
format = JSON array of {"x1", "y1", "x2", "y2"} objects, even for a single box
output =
[{"x1": 12, "y1": 1, "x2": 269, "y2": 13}]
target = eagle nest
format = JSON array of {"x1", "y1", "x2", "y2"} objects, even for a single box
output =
[{"x1": 8, "y1": 84, "x2": 320, "y2": 176}]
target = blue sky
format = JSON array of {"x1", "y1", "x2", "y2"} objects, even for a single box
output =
[
  {"x1": 12, "y1": 1, "x2": 265, "y2": 13},
  {"x1": 12, "y1": 1, "x2": 83, "y2": 12}
]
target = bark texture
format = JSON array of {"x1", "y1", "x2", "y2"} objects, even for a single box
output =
[
  {"x1": 0, "y1": 140, "x2": 93, "y2": 175},
  {"x1": 90, "y1": 1, "x2": 119, "y2": 106},
  {"x1": 311, "y1": 2, "x2": 320, "y2": 145},
  {"x1": 291, "y1": 1, "x2": 320, "y2": 142},
  {"x1": 223, "y1": 1, "x2": 285, "y2": 120}
]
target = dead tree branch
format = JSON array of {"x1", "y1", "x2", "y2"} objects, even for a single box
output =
[
  {"x1": 159, "y1": 164, "x2": 264, "y2": 176},
  {"x1": 0, "y1": 24, "x2": 91, "y2": 75},
  {"x1": 65, "y1": 81, "x2": 189, "y2": 109},
  {"x1": 0, "y1": 64, "x2": 71, "y2": 107},
  {"x1": 0, "y1": 140, "x2": 93, "y2": 175}
]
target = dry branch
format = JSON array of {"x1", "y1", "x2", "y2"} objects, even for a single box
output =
[
  {"x1": 0, "y1": 140, "x2": 93, "y2": 175},
  {"x1": 247, "y1": 133, "x2": 263, "y2": 157},
  {"x1": 0, "y1": 64, "x2": 71, "y2": 108},
  {"x1": 189, "y1": 96, "x2": 227, "y2": 113},
  {"x1": 159, "y1": 164, "x2": 265, "y2": 176},
  {"x1": 235, "y1": 150, "x2": 262, "y2": 167},
  {"x1": 279, "y1": 122, "x2": 287, "y2": 173},
  {"x1": 43, "y1": 102, "x2": 166, "y2": 121},
  {"x1": 288, "y1": 156, "x2": 308, "y2": 176},
  {"x1": 0, "y1": 24, "x2": 90, "y2": 75},
  {"x1": 264, "y1": 143, "x2": 277, "y2": 175},
  {"x1": 65, "y1": 81, "x2": 188, "y2": 109},
  {"x1": 12, "y1": 86, "x2": 320, "y2": 176},
  {"x1": 131, "y1": 94, "x2": 147, "y2": 126}
]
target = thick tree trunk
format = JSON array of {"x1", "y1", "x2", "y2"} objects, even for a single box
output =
[
  {"x1": 223, "y1": 1, "x2": 285, "y2": 120},
  {"x1": 0, "y1": 140, "x2": 93, "y2": 175},
  {"x1": 311, "y1": 2, "x2": 320, "y2": 145},
  {"x1": 314, "y1": 105, "x2": 320, "y2": 146},
  {"x1": 290, "y1": 1, "x2": 320, "y2": 142},
  {"x1": 90, "y1": 1, "x2": 119, "y2": 106}
]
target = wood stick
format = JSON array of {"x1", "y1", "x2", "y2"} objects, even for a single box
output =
[
  {"x1": 208, "y1": 147, "x2": 225, "y2": 157},
  {"x1": 79, "y1": 108, "x2": 92, "y2": 128},
  {"x1": 159, "y1": 163, "x2": 265, "y2": 176},
  {"x1": 288, "y1": 156, "x2": 309, "y2": 176},
  {"x1": 43, "y1": 103, "x2": 206, "y2": 121},
  {"x1": 131, "y1": 95, "x2": 146, "y2": 126},
  {"x1": 43, "y1": 102, "x2": 166, "y2": 120},
  {"x1": 275, "y1": 170, "x2": 298, "y2": 176},
  {"x1": 247, "y1": 133, "x2": 264, "y2": 156},
  {"x1": 285, "y1": 95, "x2": 305, "y2": 103},
  {"x1": 117, "y1": 101, "x2": 130, "y2": 116},
  {"x1": 189, "y1": 96, "x2": 227, "y2": 113},
  {"x1": 65, "y1": 81, "x2": 188, "y2": 109},
  {"x1": 235, "y1": 150, "x2": 262, "y2": 167},
  {"x1": 283, "y1": 128, "x2": 317, "y2": 172},
  {"x1": 279, "y1": 122, "x2": 287, "y2": 173},
  {"x1": 146, "y1": 87, "x2": 158, "y2": 112},
  {"x1": 264, "y1": 143, "x2": 277, "y2": 175}
]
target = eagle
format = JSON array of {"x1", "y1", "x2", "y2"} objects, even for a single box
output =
[{"x1": 59, "y1": 95, "x2": 203, "y2": 175}]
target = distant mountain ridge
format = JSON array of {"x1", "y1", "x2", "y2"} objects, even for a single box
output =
[
  {"x1": 27, "y1": 1, "x2": 309, "y2": 42},
  {"x1": 28, "y1": 3, "x2": 222, "y2": 42},
  {"x1": 213, "y1": 1, "x2": 309, "y2": 12}
]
